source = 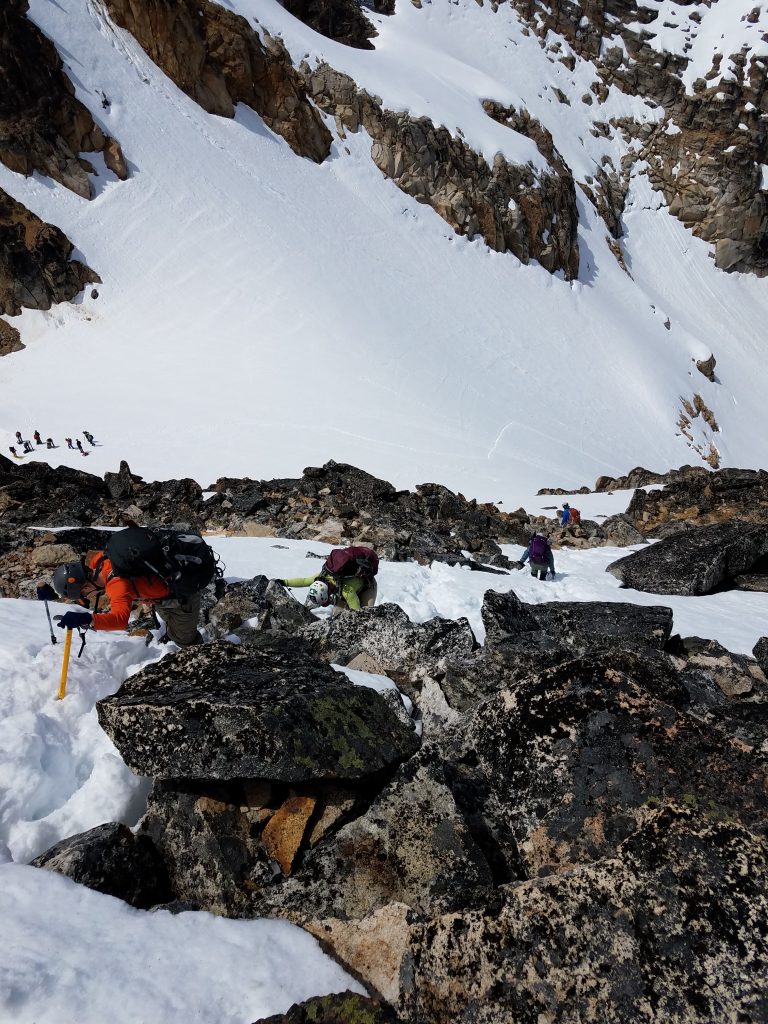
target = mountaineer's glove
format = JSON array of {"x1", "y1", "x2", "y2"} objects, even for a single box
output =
[
  {"x1": 36, "y1": 584, "x2": 57, "y2": 602},
  {"x1": 55, "y1": 611, "x2": 92, "y2": 630}
]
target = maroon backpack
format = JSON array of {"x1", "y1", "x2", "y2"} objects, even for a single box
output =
[{"x1": 322, "y1": 545, "x2": 379, "y2": 581}]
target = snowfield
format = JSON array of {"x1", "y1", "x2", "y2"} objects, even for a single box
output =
[
  {"x1": 0, "y1": 0, "x2": 765, "y2": 506},
  {"x1": 2, "y1": 532, "x2": 768, "y2": 1022}
]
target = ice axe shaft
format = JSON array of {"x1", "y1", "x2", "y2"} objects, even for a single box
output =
[
  {"x1": 44, "y1": 599, "x2": 57, "y2": 644},
  {"x1": 58, "y1": 628, "x2": 73, "y2": 700}
]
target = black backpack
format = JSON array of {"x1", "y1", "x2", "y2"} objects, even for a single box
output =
[{"x1": 104, "y1": 527, "x2": 219, "y2": 599}]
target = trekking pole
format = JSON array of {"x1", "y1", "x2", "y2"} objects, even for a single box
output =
[
  {"x1": 57, "y1": 628, "x2": 73, "y2": 700},
  {"x1": 43, "y1": 599, "x2": 57, "y2": 645}
]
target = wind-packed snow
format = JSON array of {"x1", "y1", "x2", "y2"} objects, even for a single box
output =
[
  {"x1": 2, "y1": 531, "x2": 768, "y2": 1020},
  {"x1": 0, "y1": 0, "x2": 766, "y2": 508}
]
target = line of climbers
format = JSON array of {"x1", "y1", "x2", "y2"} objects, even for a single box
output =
[
  {"x1": 39, "y1": 524, "x2": 565, "y2": 647},
  {"x1": 39, "y1": 532, "x2": 382, "y2": 646},
  {"x1": 9, "y1": 430, "x2": 96, "y2": 459}
]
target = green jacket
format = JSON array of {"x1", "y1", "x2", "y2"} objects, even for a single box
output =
[{"x1": 284, "y1": 573, "x2": 366, "y2": 611}]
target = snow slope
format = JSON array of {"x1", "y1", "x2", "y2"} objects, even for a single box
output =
[{"x1": 0, "y1": 0, "x2": 765, "y2": 506}]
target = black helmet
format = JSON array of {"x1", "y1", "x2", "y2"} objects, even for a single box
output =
[{"x1": 52, "y1": 560, "x2": 88, "y2": 600}]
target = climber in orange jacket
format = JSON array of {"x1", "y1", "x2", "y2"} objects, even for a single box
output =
[{"x1": 46, "y1": 552, "x2": 202, "y2": 646}]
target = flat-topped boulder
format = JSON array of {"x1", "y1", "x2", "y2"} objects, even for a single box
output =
[
  {"x1": 97, "y1": 635, "x2": 419, "y2": 782},
  {"x1": 606, "y1": 521, "x2": 768, "y2": 595},
  {"x1": 481, "y1": 589, "x2": 672, "y2": 649}
]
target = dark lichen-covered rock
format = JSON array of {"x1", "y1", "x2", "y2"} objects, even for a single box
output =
[
  {"x1": 208, "y1": 576, "x2": 315, "y2": 636},
  {"x1": 385, "y1": 810, "x2": 768, "y2": 1023},
  {"x1": 31, "y1": 822, "x2": 171, "y2": 909},
  {"x1": 300, "y1": 603, "x2": 477, "y2": 677},
  {"x1": 449, "y1": 650, "x2": 767, "y2": 878},
  {"x1": 255, "y1": 748, "x2": 493, "y2": 921},
  {"x1": 140, "y1": 780, "x2": 279, "y2": 914},
  {"x1": 754, "y1": 637, "x2": 768, "y2": 679},
  {"x1": 606, "y1": 521, "x2": 768, "y2": 595},
  {"x1": 481, "y1": 590, "x2": 672, "y2": 650},
  {"x1": 252, "y1": 991, "x2": 397, "y2": 1024},
  {"x1": 97, "y1": 634, "x2": 420, "y2": 781}
]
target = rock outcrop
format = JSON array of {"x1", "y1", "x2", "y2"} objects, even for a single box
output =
[
  {"x1": 0, "y1": 317, "x2": 22, "y2": 356},
  {"x1": 31, "y1": 822, "x2": 171, "y2": 909},
  {"x1": 0, "y1": 189, "x2": 99, "y2": 317},
  {"x1": 280, "y1": 0, "x2": 378, "y2": 49},
  {"x1": 507, "y1": 0, "x2": 768, "y2": 275},
  {"x1": 32, "y1": 563, "x2": 768, "y2": 1021},
  {"x1": 104, "y1": 0, "x2": 332, "y2": 162},
  {"x1": 304, "y1": 64, "x2": 580, "y2": 278},
  {"x1": 606, "y1": 521, "x2": 768, "y2": 595},
  {"x1": 0, "y1": 0, "x2": 127, "y2": 197},
  {"x1": 253, "y1": 991, "x2": 396, "y2": 1024}
]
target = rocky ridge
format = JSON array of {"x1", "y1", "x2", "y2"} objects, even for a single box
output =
[
  {"x1": 1, "y1": 0, "x2": 128, "y2": 197},
  {"x1": 505, "y1": 0, "x2": 768, "y2": 274},
  {"x1": 4, "y1": 457, "x2": 768, "y2": 599},
  {"x1": 34, "y1": 580, "x2": 768, "y2": 1022}
]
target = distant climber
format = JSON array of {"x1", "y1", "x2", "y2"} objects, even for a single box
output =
[
  {"x1": 15, "y1": 431, "x2": 22, "y2": 445},
  {"x1": 76, "y1": 439, "x2": 85, "y2": 454},
  {"x1": 65, "y1": 438, "x2": 74, "y2": 449},
  {"x1": 8, "y1": 446, "x2": 18, "y2": 458},
  {"x1": 279, "y1": 545, "x2": 379, "y2": 614},
  {"x1": 33, "y1": 430, "x2": 42, "y2": 446},
  {"x1": 560, "y1": 503, "x2": 571, "y2": 527},
  {"x1": 83, "y1": 430, "x2": 96, "y2": 446},
  {"x1": 519, "y1": 532, "x2": 555, "y2": 581},
  {"x1": 22, "y1": 440, "x2": 33, "y2": 454},
  {"x1": 46, "y1": 438, "x2": 55, "y2": 449},
  {"x1": 48, "y1": 528, "x2": 220, "y2": 647}
]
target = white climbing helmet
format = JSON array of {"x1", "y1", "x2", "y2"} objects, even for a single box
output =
[{"x1": 306, "y1": 580, "x2": 331, "y2": 608}]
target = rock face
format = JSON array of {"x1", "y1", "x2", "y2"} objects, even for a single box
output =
[
  {"x1": 0, "y1": 0, "x2": 127, "y2": 197},
  {"x1": 104, "y1": 0, "x2": 332, "y2": 162},
  {"x1": 253, "y1": 991, "x2": 396, "y2": 1024},
  {"x1": 304, "y1": 64, "x2": 580, "y2": 278},
  {"x1": 0, "y1": 189, "x2": 99, "y2": 317},
  {"x1": 507, "y1": 0, "x2": 768, "y2": 276},
  {"x1": 606, "y1": 521, "x2": 768, "y2": 595},
  {"x1": 30, "y1": 822, "x2": 171, "y2": 909},
  {"x1": 0, "y1": 317, "x2": 22, "y2": 356},
  {"x1": 280, "y1": 0, "x2": 378, "y2": 49},
  {"x1": 97, "y1": 634, "x2": 420, "y2": 781},
  {"x1": 337, "y1": 811, "x2": 768, "y2": 1023}
]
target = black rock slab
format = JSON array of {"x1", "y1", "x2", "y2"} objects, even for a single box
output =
[
  {"x1": 97, "y1": 635, "x2": 420, "y2": 782},
  {"x1": 31, "y1": 822, "x2": 170, "y2": 909},
  {"x1": 606, "y1": 521, "x2": 768, "y2": 595}
]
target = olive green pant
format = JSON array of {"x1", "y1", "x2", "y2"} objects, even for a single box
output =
[
  {"x1": 332, "y1": 580, "x2": 378, "y2": 616},
  {"x1": 155, "y1": 592, "x2": 202, "y2": 646}
]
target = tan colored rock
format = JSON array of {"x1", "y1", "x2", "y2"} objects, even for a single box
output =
[
  {"x1": 31, "y1": 543, "x2": 78, "y2": 567},
  {"x1": 0, "y1": 317, "x2": 23, "y2": 356},
  {"x1": 304, "y1": 903, "x2": 414, "y2": 1006},
  {"x1": 307, "y1": 785, "x2": 357, "y2": 846},
  {"x1": 103, "y1": 137, "x2": 129, "y2": 180},
  {"x1": 242, "y1": 521, "x2": 277, "y2": 537},
  {"x1": 261, "y1": 794, "x2": 317, "y2": 875},
  {"x1": 345, "y1": 653, "x2": 389, "y2": 674},
  {"x1": 104, "y1": 0, "x2": 331, "y2": 163}
]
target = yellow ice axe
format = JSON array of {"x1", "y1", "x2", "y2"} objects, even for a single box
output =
[{"x1": 58, "y1": 628, "x2": 73, "y2": 700}]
